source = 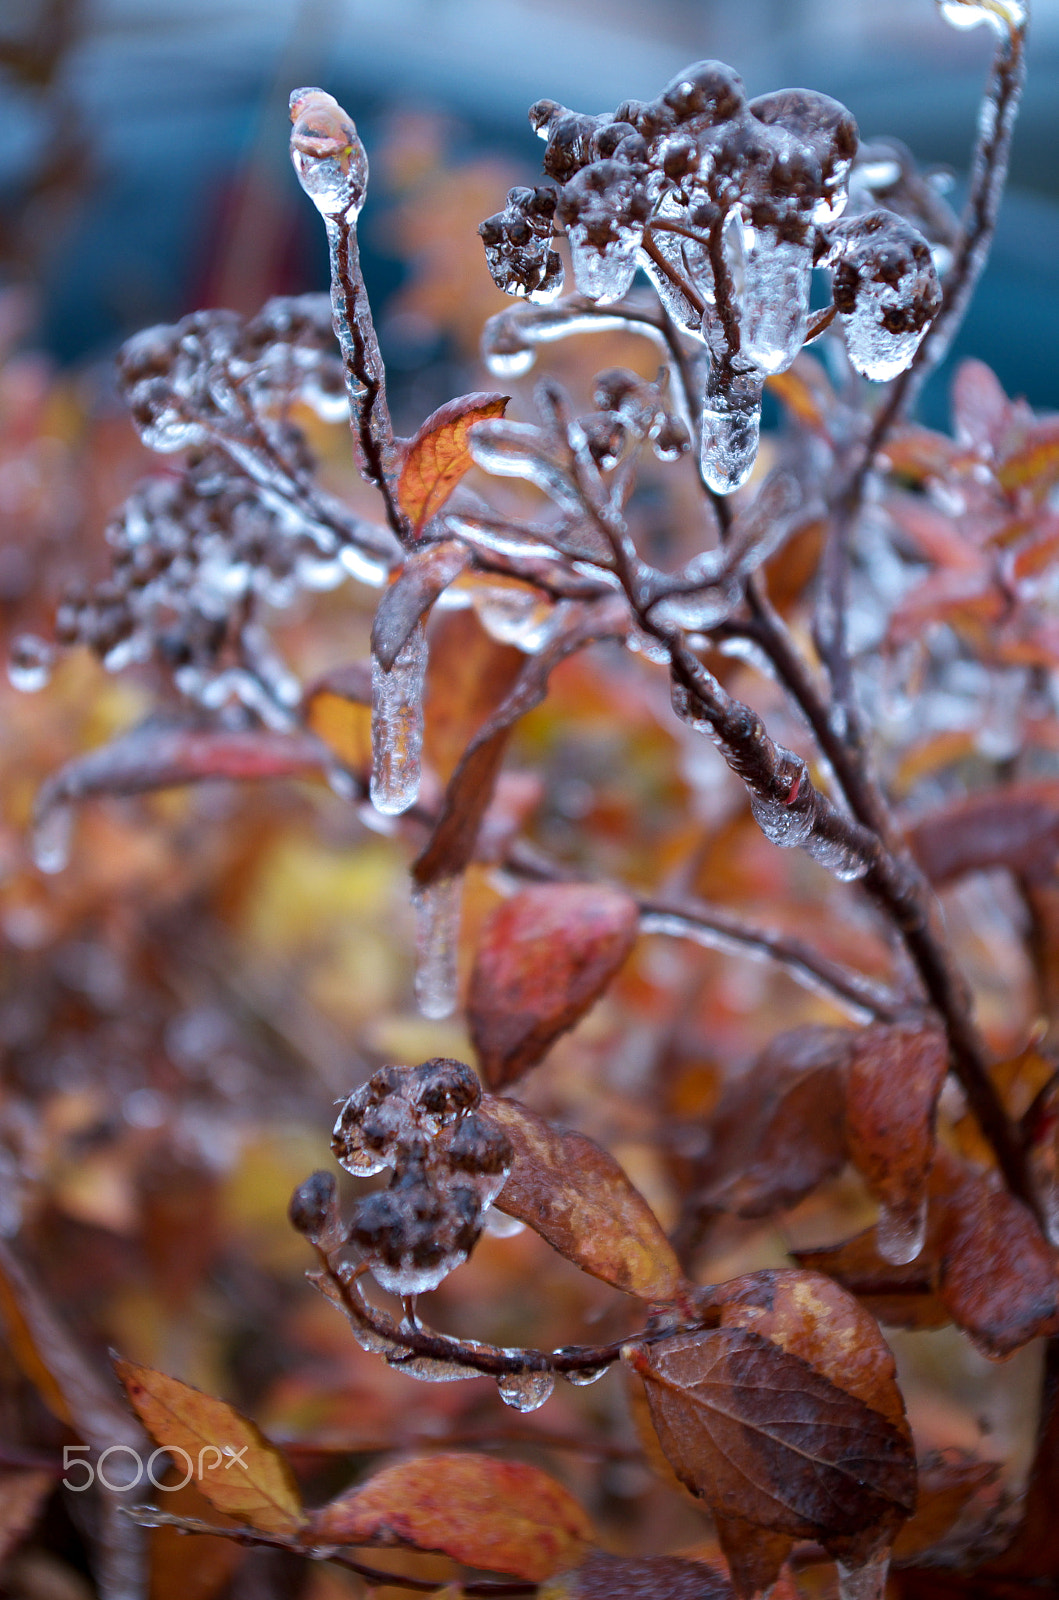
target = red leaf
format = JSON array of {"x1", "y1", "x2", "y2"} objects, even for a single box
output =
[
  {"x1": 908, "y1": 782, "x2": 1059, "y2": 885},
  {"x1": 482, "y1": 1095, "x2": 686, "y2": 1302},
  {"x1": 468, "y1": 883, "x2": 639, "y2": 1088},
  {"x1": 846, "y1": 1024, "x2": 948, "y2": 1253},
  {"x1": 997, "y1": 418, "x2": 1059, "y2": 504},
  {"x1": 306, "y1": 1453, "x2": 593, "y2": 1581},
  {"x1": 398, "y1": 392, "x2": 509, "y2": 535}
]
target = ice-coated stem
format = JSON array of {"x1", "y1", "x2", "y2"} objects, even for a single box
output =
[
  {"x1": 370, "y1": 619, "x2": 427, "y2": 815},
  {"x1": 412, "y1": 874, "x2": 463, "y2": 1020}
]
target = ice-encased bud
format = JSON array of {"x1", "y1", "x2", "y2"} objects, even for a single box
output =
[
  {"x1": 289, "y1": 88, "x2": 368, "y2": 218},
  {"x1": 700, "y1": 368, "x2": 764, "y2": 494},
  {"x1": 749, "y1": 87, "x2": 858, "y2": 224},
  {"x1": 348, "y1": 1157, "x2": 483, "y2": 1296},
  {"x1": 825, "y1": 210, "x2": 941, "y2": 381},
  {"x1": 660, "y1": 60, "x2": 746, "y2": 127},
  {"x1": 479, "y1": 186, "x2": 564, "y2": 303},
  {"x1": 557, "y1": 161, "x2": 650, "y2": 303},
  {"x1": 531, "y1": 101, "x2": 604, "y2": 182}
]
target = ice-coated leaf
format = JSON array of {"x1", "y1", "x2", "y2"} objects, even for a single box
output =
[
  {"x1": 0, "y1": 1471, "x2": 55, "y2": 1563},
  {"x1": 931, "y1": 1150, "x2": 1058, "y2": 1358},
  {"x1": 371, "y1": 541, "x2": 471, "y2": 672},
  {"x1": 695, "y1": 1026, "x2": 854, "y2": 1218},
  {"x1": 468, "y1": 883, "x2": 639, "y2": 1088},
  {"x1": 846, "y1": 1024, "x2": 948, "y2": 1264},
  {"x1": 114, "y1": 1359, "x2": 304, "y2": 1536},
  {"x1": 397, "y1": 392, "x2": 510, "y2": 535},
  {"x1": 626, "y1": 1320, "x2": 915, "y2": 1560},
  {"x1": 541, "y1": 1552, "x2": 735, "y2": 1599},
  {"x1": 306, "y1": 1453, "x2": 593, "y2": 1581},
  {"x1": 0, "y1": 1239, "x2": 143, "y2": 1453},
  {"x1": 482, "y1": 1095, "x2": 685, "y2": 1302}
]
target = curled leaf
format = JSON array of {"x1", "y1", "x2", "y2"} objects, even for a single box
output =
[
  {"x1": 307, "y1": 1453, "x2": 592, "y2": 1581},
  {"x1": 482, "y1": 1095, "x2": 685, "y2": 1302},
  {"x1": 371, "y1": 541, "x2": 471, "y2": 671},
  {"x1": 398, "y1": 393, "x2": 510, "y2": 535},
  {"x1": 114, "y1": 1359, "x2": 303, "y2": 1537},
  {"x1": 469, "y1": 882, "x2": 639, "y2": 1088}
]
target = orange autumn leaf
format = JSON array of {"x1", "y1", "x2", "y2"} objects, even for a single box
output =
[
  {"x1": 307, "y1": 1453, "x2": 593, "y2": 1581},
  {"x1": 114, "y1": 1359, "x2": 304, "y2": 1537},
  {"x1": 398, "y1": 392, "x2": 509, "y2": 534}
]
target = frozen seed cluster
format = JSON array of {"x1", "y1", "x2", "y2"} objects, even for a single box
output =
[
  {"x1": 331, "y1": 1059, "x2": 513, "y2": 1295},
  {"x1": 479, "y1": 60, "x2": 942, "y2": 493}
]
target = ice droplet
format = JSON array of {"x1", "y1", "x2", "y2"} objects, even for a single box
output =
[
  {"x1": 749, "y1": 791, "x2": 814, "y2": 850},
  {"x1": 289, "y1": 89, "x2": 369, "y2": 219},
  {"x1": 567, "y1": 226, "x2": 641, "y2": 304},
  {"x1": 8, "y1": 634, "x2": 53, "y2": 693},
  {"x1": 938, "y1": 0, "x2": 1024, "y2": 34},
  {"x1": 836, "y1": 1549, "x2": 890, "y2": 1600},
  {"x1": 700, "y1": 372, "x2": 764, "y2": 495},
  {"x1": 386, "y1": 1350, "x2": 480, "y2": 1383},
  {"x1": 876, "y1": 1197, "x2": 928, "y2": 1266},
  {"x1": 738, "y1": 224, "x2": 813, "y2": 375},
  {"x1": 497, "y1": 1367, "x2": 556, "y2": 1412},
  {"x1": 32, "y1": 803, "x2": 73, "y2": 874},
  {"x1": 370, "y1": 620, "x2": 427, "y2": 815},
  {"x1": 413, "y1": 875, "x2": 462, "y2": 1020},
  {"x1": 561, "y1": 1362, "x2": 608, "y2": 1387}
]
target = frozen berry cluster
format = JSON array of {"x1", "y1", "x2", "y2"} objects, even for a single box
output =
[
  {"x1": 331, "y1": 1059, "x2": 513, "y2": 1296},
  {"x1": 479, "y1": 60, "x2": 942, "y2": 493}
]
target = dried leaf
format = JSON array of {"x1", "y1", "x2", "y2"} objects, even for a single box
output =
[
  {"x1": 931, "y1": 1150, "x2": 1058, "y2": 1358},
  {"x1": 371, "y1": 540, "x2": 471, "y2": 670},
  {"x1": 541, "y1": 1552, "x2": 734, "y2": 1599},
  {"x1": 791, "y1": 1230, "x2": 949, "y2": 1333},
  {"x1": 626, "y1": 1318, "x2": 915, "y2": 1569},
  {"x1": 908, "y1": 782, "x2": 1059, "y2": 885},
  {"x1": 307, "y1": 1453, "x2": 592, "y2": 1581},
  {"x1": 398, "y1": 392, "x2": 509, "y2": 534},
  {"x1": 846, "y1": 1024, "x2": 948, "y2": 1239},
  {"x1": 303, "y1": 662, "x2": 372, "y2": 775},
  {"x1": 891, "y1": 1449, "x2": 1001, "y2": 1563},
  {"x1": 713, "y1": 1516, "x2": 792, "y2": 1600},
  {"x1": 114, "y1": 1359, "x2": 303, "y2": 1537},
  {"x1": 697, "y1": 1027, "x2": 853, "y2": 1218},
  {"x1": 424, "y1": 608, "x2": 525, "y2": 785},
  {"x1": 483, "y1": 1094, "x2": 685, "y2": 1302},
  {"x1": 468, "y1": 883, "x2": 639, "y2": 1088},
  {"x1": 0, "y1": 1470, "x2": 54, "y2": 1563},
  {"x1": 0, "y1": 1239, "x2": 143, "y2": 1452}
]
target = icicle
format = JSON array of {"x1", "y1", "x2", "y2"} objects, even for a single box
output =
[
  {"x1": 413, "y1": 875, "x2": 463, "y2": 1020},
  {"x1": 497, "y1": 1368, "x2": 556, "y2": 1412},
  {"x1": 32, "y1": 802, "x2": 73, "y2": 874},
  {"x1": 876, "y1": 1198, "x2": 928, "y2": 1266},
  {"x1": 8, "y1": 634, "x2": 53, "y2": 693},
  {"x1": 738, "y1": 222, "x2": 813, "y2": 375},
  {"x1": 567, "y1": 225, "x2": 641, "y2": 303},
  {"x1": 836, "y1": 1549, "x2": 890, "y2": 1600},
  {"x1": 370, "y1": 620, "x2": 427, "y2": 815},
  {"x1": 700, "y1": 370, "x2": 764, "y2": 495}
]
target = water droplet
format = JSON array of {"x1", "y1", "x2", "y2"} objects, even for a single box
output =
[
  {"x1": 8, "y1": 634, "x2": 53, "y2": 693},
  {"x1": 485, "y1": 344, "x2": 536, "y2": 379},
  {"x1": 413, "y1": 875, "x2": 463, "y2": 1021},
  {"x1": 561, "y1": 1362, "x2": 608, "y2": 1387},
  {"x1": 836, "y1": 1549, "x2": 890, "y2": 1600},
  {"x1": 876, "y1": 1198, "x2": 928, "y2": 1265},
  {"x1": 497, "y1": 1368, "x2": 555, "y2": 1412},
  {"x1": 370, "y1": 620, "x2": 427, "y2": 815},
  {"x1": 32, "y1": 803, "x2": 73, "y2": 874}
]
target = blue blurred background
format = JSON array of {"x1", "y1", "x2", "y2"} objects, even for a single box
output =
[{"x1": 2, "y1": 0, "x2": 1057, "y2": 417}]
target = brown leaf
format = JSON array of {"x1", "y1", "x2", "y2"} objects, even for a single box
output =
[
  {"x1": 0, "y1": 1239, "x2": 143, "y2": 1452},
  {"x1": 424, "y1": 608, "x2": 525, "y2": 786},
  {"x1": 371, "y1": 540, "x2": 471, "y2": 670},
  {"x1": 469, "y1": 882, "x2": 638, "y2": 1088},
  {"x1": 791, "y1": 1229, "x2": 949, "y2": 1333},
  {"x1": 114, "y1": 1359, "x2": 303, "y2": 1537},
  {"x1": 626, "y1": 1319, "x2": 915, "y2": 1565},
  {"x1": 397, "y1": 392, "x2": 509, "y2": 535},
  {"x1": 931, "y1": 1150, "x2": 1058, "y2": 1358},
  {"x1": 482, "y1": 1094, "x2": 685, "y2": 1302},
  {"x1": 696, "y1": 1027, "x2": 853, "y2": 1218},
  {"x1": 303, "y1": 662, "x2": 372, "y2": 776},
  {"x1": 0, "y1": 1470, "x2": 54, "y2": 1564},
  {"x1": 846, "y1": 1024, "x2": 948, "y2": 1251},
  {"x1": 908, "y1": 782, "x2": 1059, "y2": 885},
  {"x1": 891, "y1": 1449, "x2": 1001, "y2": 1563},
  {"x1": 541, "y1": 1552, "x2": 734, "y2": 1599},
  {"x1": 713, "y1": 1516, "x2": 792, "y2": 1600},
  {"x1": 306, "y1": 1453, "x2": 592, "y2": 1581}
]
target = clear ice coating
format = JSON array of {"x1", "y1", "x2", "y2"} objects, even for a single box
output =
[
  {"x1": 413, "y1": 875, "x2": 463, "y2": 1021},
  {"x1": 469, "y1": 421, "x2": 582, "y2": 514},
  {"x1": 802, "y1": 829, "x2": 870, "y2": 882},
  {"x1": 370, "y1": 619, "x2": 427, "y2": 815},
  {"x1": 8, "y1": 634, "x2": 53, "y2": 693},
  {"x1": 749, "y1": 790, "x2": 814, "y2": 850},
  {"x1": 32, "y1": 802, "x2": 73, "y2": 875},
  {"x1": 737, "y1": 224, "x2": 813, "y2": 375},
  {"x1": 497, "y1": 1367, "x2": 556, "y2": 1412},
  {"x1": 836, "y1": 1550, "x2": 891, "y2": 1600},
  {"x1": 289, "y1": 89, "x2": 369, "y2": 218},
  {"x1": 561, "y1": 1363, "x2": 608, "y2": 1386},
  {"x1": 826, "y1": 211, "x2": 941, "y2": 383},
  {"x1": 567, "y1": 225, "x2": 641, "y2": 304},
  {"x1": 700, "y1": 371, "x2": 764, "y2": 495},
  {"x1": 876, "y1": 1197, "x2": 928, "y2": 1266},
  {"x1": 937, "y1": 0, "x2": 1025, "y2": 32}
]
